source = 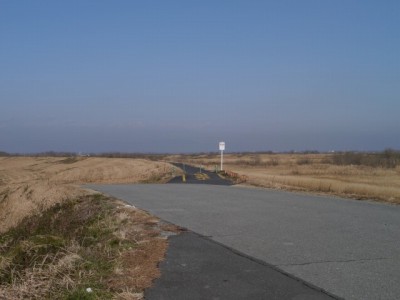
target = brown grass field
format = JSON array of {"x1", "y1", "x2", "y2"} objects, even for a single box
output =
[
  {"x1": 1, "y1": 153, "x2": 399, "y2": 298},
  {"x1": 0, "y1": 156, "x2": 177, "y2": 299},
  {"x1": 0, "y1": 156, "x2": 173, "y2": 233},
  {"x1": 170, "y1": 152, "x2": 400, "y2": 204}
]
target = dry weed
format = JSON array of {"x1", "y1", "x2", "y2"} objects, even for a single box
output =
[
  {"x1": 0, "y1": 157, "x2": 177, "y2": 299},
  {"x1": 0, "y1": 195, "x2": 175, "y2": 299},
  {"x1": 168, "y1": 153, "x2": 400, "y2": 204},
  {"x1": 0, "y1": 157, "x2": 173, "y2": 233}
]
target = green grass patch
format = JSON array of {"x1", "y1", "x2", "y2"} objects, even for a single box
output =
[{"x1": 0, "y1": 193, "x2": 138, "y2": 299}]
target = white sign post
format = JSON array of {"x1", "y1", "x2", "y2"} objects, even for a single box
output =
[{"x1": 219, "y1": 141, "x2": 225, "y2": 171}]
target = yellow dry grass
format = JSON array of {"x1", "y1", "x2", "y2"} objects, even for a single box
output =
[
  {"x1": 171, "y1": 153, "x2": 400, "y2": 204},
  {"x1": 0, "y1": 194, "x2": 179, "y2": 299},
  {"x1": 0, "y1": 156, "x2": 173, "y2": 233}
]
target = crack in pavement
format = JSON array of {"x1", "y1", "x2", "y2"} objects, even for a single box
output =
[
  {"x1": 211, "y1": 233, "x2": 244, "y2": 238},
  {"x1": 145, "y1": 231, "x2": 339, "y2": 300},
  {"x1": 277, "y1": 257, "x2": 393, "y2": 267}
]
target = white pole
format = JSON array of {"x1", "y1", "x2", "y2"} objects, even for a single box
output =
[
  {"x1": 221, "y1": 150, "x2": 223, "y2": 171},
  {"x1": 219, "y1": 141, "x2": 225, "y2": 171}
]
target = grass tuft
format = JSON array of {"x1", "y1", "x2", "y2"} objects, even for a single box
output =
[
  {"x1": 0, "y1": 193, "x2": 169, "y2": 299},
  {"x1": 58, "y1": 157, "x2": 80, "y2": 164}
]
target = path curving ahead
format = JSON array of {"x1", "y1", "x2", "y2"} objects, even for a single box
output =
[
  {"x1": 87, "y1": 184, "x2": 400, "y2": 300},
  {"x1": 167, "y1": 162, "x2": 233, "y2": 185}
]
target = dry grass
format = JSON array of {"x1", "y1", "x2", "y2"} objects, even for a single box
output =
[
  {"x1": 0, "y1": 194, "x2": 180, "y2": 299},
  {"x1": 2, "y1": 152, "x2": 398, "y2": 298},
  {"x1": 0, "y1": 156, "x2": 177, "y2": 299},
  {"x1": 170, "y1": 153, "x2": 400, "y2": 204},
  {"x1": 0, "y1": 157, "x2": 173, "y2": 233}
]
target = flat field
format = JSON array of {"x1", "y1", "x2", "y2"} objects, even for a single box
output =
[{"x1": 169, "y1": 152, "x2": 400, "y2": 204}]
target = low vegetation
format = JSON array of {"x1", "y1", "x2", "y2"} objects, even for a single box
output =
[
  {"x1": 1, "y1": 151, "x2": 170, "y2": 162},
  {"x1": 0, "y1": 156, "x2": 176, "y2": 299},
  {"x1": 170, "y1": 150, "x2": 400, "y2": 204},
  {"x1": 0, "y1": 157, "x2": 173, "y2": 233},
  {"x1": 1, "y1": 151, "x2": 399, "y2": 298},
  {"x1": 329, "y1": 149, "x2": 400, "y2": 168},
  {"x1": 0, "y1": 152, "x2": 10, "y2": 157},
  {"x1": 0, "y1": 193, "x2": 177, "y2": 299}
]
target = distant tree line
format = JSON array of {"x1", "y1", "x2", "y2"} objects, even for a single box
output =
[
  {"x1": 1, "y1": 149, "x2": 399, "y2": 168},
  {"x1": 91, "y1": 152, "x2": 169, "y2": 161},
  {"x1": 328, "y1": 149, "x2": 400, "y2": 168},
  {"x1": 0, "y1": 151, "x2": 168, "y2": 160}
]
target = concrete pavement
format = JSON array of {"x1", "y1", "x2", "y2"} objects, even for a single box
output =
[{"x1": 87, "y1": 184, "x2": 400, "y2": 300}]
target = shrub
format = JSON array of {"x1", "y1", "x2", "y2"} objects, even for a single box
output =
[
  {"x1": 330, "y1": 150, "x2": 400, "y2": 168},
  {"x1": 297, "y1": 158, "x2": 312, "y2": 165},
  {"x1": 265, "y1": 158, "x2": 279, "y2": 166}
]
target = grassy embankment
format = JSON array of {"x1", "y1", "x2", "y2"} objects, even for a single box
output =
[
  {"x1": 0, "y1": 156, "x2": 178, "y2": 299},
  {"x1": 0, "y1": 194, "x2": 178, "y2": 299}
]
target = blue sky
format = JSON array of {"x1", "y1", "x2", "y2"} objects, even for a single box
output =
[{"x1": 1, "y1": 1, "x2": 399, "y2": 153}]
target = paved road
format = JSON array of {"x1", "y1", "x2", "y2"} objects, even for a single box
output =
[
  {"x1": 168, "y1": 162, "x2": 233, "y2": 185},
  {"x1": 87, "y1": 184, "x2": 400, "y2": 300},
  {"x1": 146, "y1": 231, "x2": 334, "y2": 300}
]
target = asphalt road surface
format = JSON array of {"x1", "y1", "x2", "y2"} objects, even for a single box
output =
[
  {"x1": 146, "y1": 231, "x2": 334, "y2": 300},
  {"x1": 167, "y1": 162, "x2": 233, "y2": 185},
  {"x1": 87, "y1": 184, "x2": 400, "y2": 300}
]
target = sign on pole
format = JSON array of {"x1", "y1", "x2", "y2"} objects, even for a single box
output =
[{"x1": 219, "y1": 141, "x2": 225, "y2": 171}]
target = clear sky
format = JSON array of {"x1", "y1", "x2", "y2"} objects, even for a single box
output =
[{"x1": 1, "y1": 1, "x2": 399, "y2": 153}]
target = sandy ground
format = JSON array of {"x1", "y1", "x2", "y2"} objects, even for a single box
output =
[{"x1": 0, "y1": 157, "x2": 173, "y2": 233}]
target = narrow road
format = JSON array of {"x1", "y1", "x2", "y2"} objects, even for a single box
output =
[
  {"x1": 167, "y1": 162, "x2": 233, "y2": 185},
  {"x1": 87, "y1": 184, "x2": 400, "y2": 300}
]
